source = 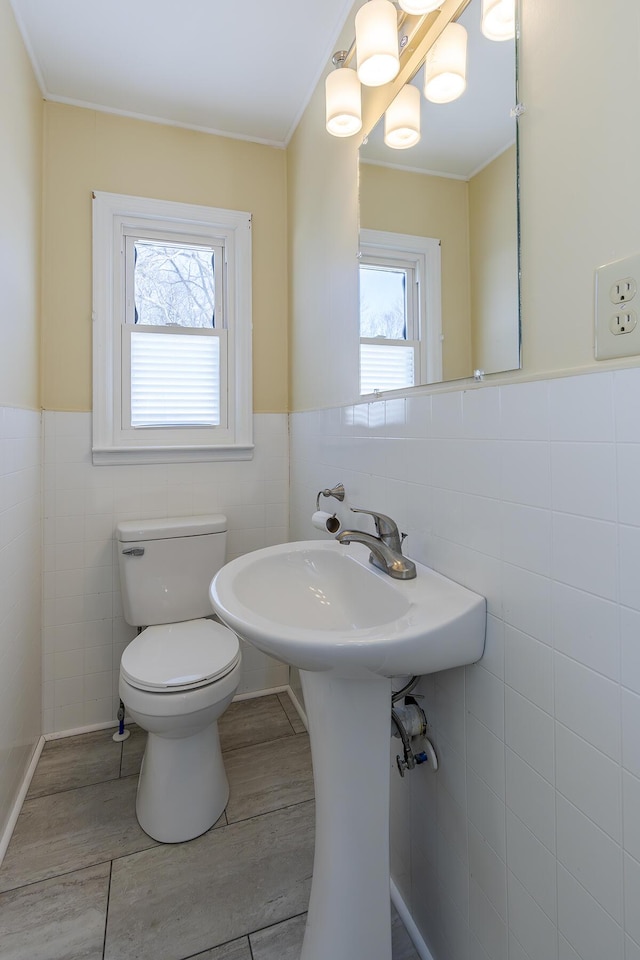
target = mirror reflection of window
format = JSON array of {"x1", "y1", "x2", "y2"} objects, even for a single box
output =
[
  {"x1": 359, "y1": 229, "x2": 442, "y2": 395},
  {"x1": 359, "y1": 261, "x2": 416, "y2": 394}
]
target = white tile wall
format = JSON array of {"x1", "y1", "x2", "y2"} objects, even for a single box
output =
[
  {"x1": 0, "y1": 406, "x2": 41, "y2": 838},
  {"x1": 289, "y1": 368, "x2": 640, "y2": 960},
  {"x1": 43, "y1": 412, "x2": 290, "y2": 733}
]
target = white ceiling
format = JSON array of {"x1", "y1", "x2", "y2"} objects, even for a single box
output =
[
  {"x1": 10, "y1": 0, "x2": 356, "y2": 146},
  {"x1": 11, "y1": 0, "x2": 515, "y2": 169}
]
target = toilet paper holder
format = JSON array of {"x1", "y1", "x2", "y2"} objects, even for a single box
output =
[
  {"x1": 313, "y1": 483, "x2": 345, "y2": 534},
  {"x1": 315, "y1": 483, "x2": 345, "y2": 511}
]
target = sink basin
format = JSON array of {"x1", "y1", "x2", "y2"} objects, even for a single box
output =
[
  {"x1": 209, "y1": 539, "x2": 486, "y2": 960},
  {"x1": 209, "y1": 539, "x2": 485, "y2": 679}
]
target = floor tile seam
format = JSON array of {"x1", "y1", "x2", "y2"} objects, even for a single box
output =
[
  {"x1": 221, "y1": 731, "x2": 308, "y2": 758},
  {"x1": 118, "y1": 735, "x2": 124, "y2": 778},
  {"x1": 274, "y1": 693, "x2": 299, "y2": 725},
  {"x1": 247, "y1": 909, "x2": 308, "y2": 942},
  {"x1": 223, "y1": 797, "x2": 315, "y2": 830},
  {"x1": 279, "y1": 703, "x2": 301, "y2": 738},
  {"x1": 176, "y1": 910, "x2": 309, "y2": 960},
  {"x1": 101, "y1": 861, "x2": 113, "y2": 960},
  {"x1": 25, "y1": 771, "x2": 124, "y2": 802},
  {"x1": 178, "y1": 934, "x2": 253, "y2": 960},
  {"x1": 0, "y1": 856, "x2": 117, "y2": 897},
  {"x1": 36, "y1": 771, "x2": 140, "y2": 801}
]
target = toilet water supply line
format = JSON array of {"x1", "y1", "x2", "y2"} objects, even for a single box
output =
[
  {"x1": 112, "y1": 699, "x2": 130, "y2": 742},
  {"x1": 391, "y1": 677, "x2": 438, "y2": 777},
  {"x1": 112, "y1": 626, "x2": 143, "y2": 742}
]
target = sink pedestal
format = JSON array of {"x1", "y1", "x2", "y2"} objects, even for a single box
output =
[
  {"x1": 300, "y1": 670, "x2": 393, "y2": 960},
  {"x1": 210, "y1": 539, "x2": 486, "y2": 958}
]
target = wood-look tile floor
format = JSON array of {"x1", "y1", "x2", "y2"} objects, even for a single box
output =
[{"x1": 0, "y1": 694, "x2": 419, "y2": 960}]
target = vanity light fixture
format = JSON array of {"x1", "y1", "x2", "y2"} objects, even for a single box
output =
[
  {"x1": 423, "y1": 21, "x2": 467, "y2": 103},
  {"x1": 384, "y1": 83, "x2": 421, "y2": 149},
  {"x1": 325, "y1": 52, "x2": 363, "y2": 137},
  {"x1": 398, "y1": 0, "x2": 442, "y2": 13},
  {"x1": 355, "y1": 0, "x2": 400, "y2": 87},
  {"x1": 481, "y1": 0, "x2": 515, "y2": 40}
]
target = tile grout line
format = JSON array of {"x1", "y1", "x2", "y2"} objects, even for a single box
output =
[
  {"x1": 101, "y1": 860, "x2": 113, "y2": 960},
  {"x1": 26, "y1": 772, "x2": 124, "y2": 803},
  {"x1": 221, "y1": 731, "x2": 308, "y2": 760},
  {"x1": 276, "y1": 692, "x2": 301, "y2": 737}
]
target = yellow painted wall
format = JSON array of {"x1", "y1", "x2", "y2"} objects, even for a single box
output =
[
  {"x1": 519, "y1": 0, "x2": 640, "y2": 376},
  {"x1": 469, "y1": 145, "x2": 519, "y2": 375},
  {"x1": 41, "y1": 103, "x2": 288, "y2": 412},
  {"x1": 287, "y1": 0, "x2": 640, "y2": 411},
  {"x1": 0, "y1": 0, "x2": 42, "y2": 409},
  {"x1": 359, "y1": 163, "x2": 472, "y2": 382},
  {"x1": 287, "y1": 63, "x2": 360, "y2": 412}
]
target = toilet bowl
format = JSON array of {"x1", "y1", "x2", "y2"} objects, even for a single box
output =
[{"x1": 116, "y1": 515, "x2": 241, "y2": 843}]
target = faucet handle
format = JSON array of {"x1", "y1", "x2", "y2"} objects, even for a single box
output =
[{"x1": 350, "y1": 507, "x2": 401, "y2": 544}]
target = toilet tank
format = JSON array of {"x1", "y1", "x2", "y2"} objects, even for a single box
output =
[{"x1": 116, "y1": 515, "x2": 228, "y2": 626}]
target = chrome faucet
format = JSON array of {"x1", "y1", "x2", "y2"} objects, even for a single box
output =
[{"x1": 336, "y1": 507, "x2": 417, "y2": 580}]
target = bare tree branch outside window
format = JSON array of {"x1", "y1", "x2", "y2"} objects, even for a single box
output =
[{"x1": 134, "y1": 242, "x2": 216, "y2": 328}]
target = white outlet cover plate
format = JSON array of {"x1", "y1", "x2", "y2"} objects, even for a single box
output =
[{"x1": 595, "y1": 253, "x2": 640, "y2": 360}]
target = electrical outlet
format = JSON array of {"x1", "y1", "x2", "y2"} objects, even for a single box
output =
[
  {"x1": 595, "y1": 253, "x2": 640, "y2": 359},
  {"x1": 610, "y1": 311, "x2": 637, "y2": 335},
  {"x1": 610, "y1": 277, "x2": 637, "y2": 304}
]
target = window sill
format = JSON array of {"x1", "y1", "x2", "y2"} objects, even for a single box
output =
[{"x1": 92, "y1": 444, "x2": 255, "y2": 466}]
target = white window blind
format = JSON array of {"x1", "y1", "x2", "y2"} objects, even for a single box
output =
[
  {"x1": 129, "y1": 330, "x2": 221, "y2": 427},
  {"x1": 360, "y1": 342, "x2": 416, "y2": 394}
]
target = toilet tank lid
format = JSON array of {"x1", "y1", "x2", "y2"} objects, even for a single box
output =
[{"x1": 116, "y1": 514, "x2": 227, "y2": 542}]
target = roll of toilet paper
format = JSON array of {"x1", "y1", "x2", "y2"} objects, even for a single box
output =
[{"x1": 312, "y1": 511, "x2": 341, "y2": 534}]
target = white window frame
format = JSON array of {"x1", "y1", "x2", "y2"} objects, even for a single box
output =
[
  {"x1": 92, "y1": 191, "x2": 253, "y2": 465},
  {"x1": 359, "y1": 229, "x2": 442, "y2": 396}
]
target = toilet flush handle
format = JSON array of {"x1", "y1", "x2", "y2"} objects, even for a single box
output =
[{"x1": 122, "y1": 547, "x2": 145, "y2": 557}]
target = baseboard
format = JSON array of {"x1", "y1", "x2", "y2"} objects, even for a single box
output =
[
  {"x1": 391, "y1": 879, "x2": 435, "y2": 960},
  {"x1": 0, "y1": 736, "x2": 46, "y2": 867},
  {"x1": 45, "y1": 719, "x2": 120, "y2": 740},
  {"x1": 232, "y1": 684, "x2": 289, "y2": 702}
]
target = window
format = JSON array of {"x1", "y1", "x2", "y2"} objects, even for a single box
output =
[
  {"x1": 359, "y1": 229, "x2": 442, "y2": 396},
  {"x1": 92, "y1": 192, "x2": 252, "y2": 464}
]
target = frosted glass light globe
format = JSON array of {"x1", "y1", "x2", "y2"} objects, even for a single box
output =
[
  {"x1": 424, "y1": 22, "x2": 467, "y2": 104},
  {"x1": 398, "y1": 0, "x2": 442, "y2": 14},
  {"x1": 326, "y1": 68, "x2": 362, "y2": 137},
  {"x1": 384, "y1": 84, "x2": 421, "y2": 149},
  {"x1": 481, "y1": 0, "x2": 515, "y2": 41},
  {"x1": 355, "y1": 0, "x2": 400, "y2": 87}
]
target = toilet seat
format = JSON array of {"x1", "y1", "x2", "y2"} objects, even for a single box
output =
[{"x1": 121, "y1": 618, "x2": 240, "y2": 693}]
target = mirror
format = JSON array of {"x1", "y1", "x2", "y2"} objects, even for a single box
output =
[{"x1": 358, "y1": 0, "x2": 520, "y2": 391}]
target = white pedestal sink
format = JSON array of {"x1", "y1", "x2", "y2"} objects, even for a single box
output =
[{"x1": 210, "y1": 541, "x2": 485, "y2": 960}]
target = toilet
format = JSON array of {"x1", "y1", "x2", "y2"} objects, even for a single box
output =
[{"x1": 116, "y1": 514, "x2": 241, "y2": 844}]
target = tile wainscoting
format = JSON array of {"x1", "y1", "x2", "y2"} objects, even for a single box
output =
[
  {"x1": 289, "y1": 368, "x2": 640, "y2": 960},
  {"x1": 0, "y1": 406, "x2": 42, "y2": 842},
  {"x1": 42, "y1": 412, "x2": 290, "y2": 734}
]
